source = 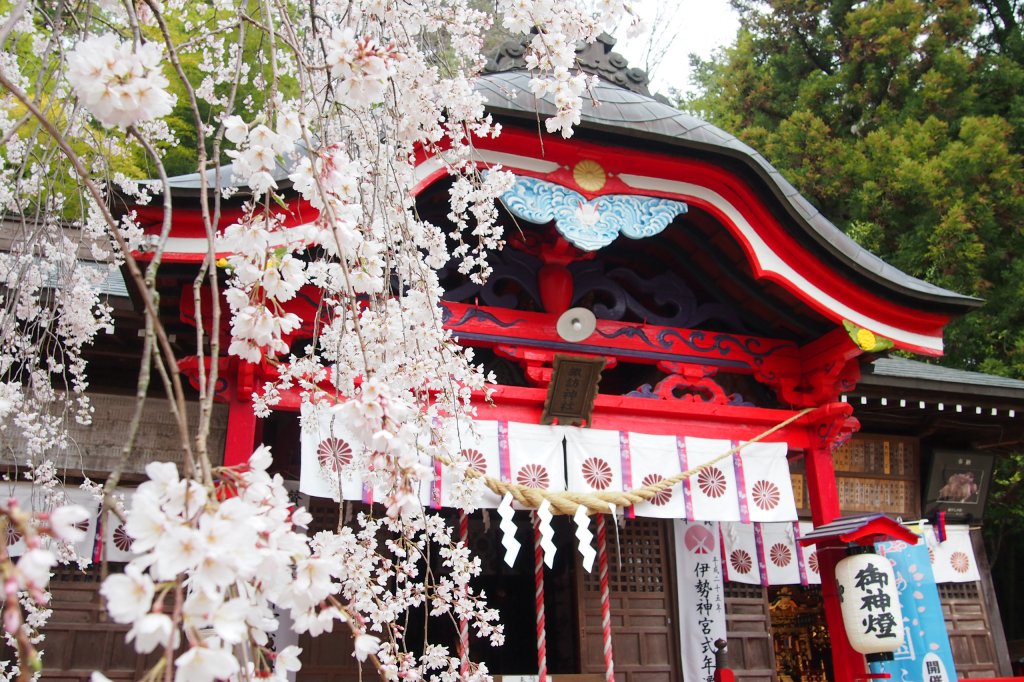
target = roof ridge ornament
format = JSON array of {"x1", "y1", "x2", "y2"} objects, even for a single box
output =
[
  {"x1": 485, "y1": 32, "x2": 658, "y2": 98},
  {"x1": 500, "y1": 176, "x2": 688, "y2": 251}
]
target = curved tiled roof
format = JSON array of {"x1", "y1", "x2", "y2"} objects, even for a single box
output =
[
  {"x1": 476, "y1": 69, "x2": 980, "y2": 313},
  {"x1": 150, "y1": 35, "x2": 979, "y2": 316}
]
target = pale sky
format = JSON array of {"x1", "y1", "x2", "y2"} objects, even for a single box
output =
[{"x1": 613, "y1": 0, "x2": 740, "y2": 96}]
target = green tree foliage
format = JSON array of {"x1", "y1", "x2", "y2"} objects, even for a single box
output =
[
  {"x1": 684, "y1": 0, "x2": 1024, "y2": 377},
  {"x1": 685, "y1": 0, "x2": 1024, "y2": 576}
]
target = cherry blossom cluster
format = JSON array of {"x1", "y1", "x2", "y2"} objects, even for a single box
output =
[
  {"x1": 0, "y1": 0, "x2": 637, "y2": 678},
  {"x1": 325, "y1": 29, "x2": 403, "y2": 108},
  {"x1": 66, "y1": 35, "x2": 175, "y2": 129},
  {"x1": 499, "y1": 0, "x2": 641, "y2": 136},
  {"x1": 97, "y1": 449, "x2": 501, "y2": 681}
]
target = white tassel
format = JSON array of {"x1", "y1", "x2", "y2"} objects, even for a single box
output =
[
  {"x1": 574, "y1": 505, "x2": 595, "y2": 573},
  {"x1": 537, "y1": 499, "x2": 557, "y2": 568},
  {"x1": 498, "y1": 492, "x2": 521, "y2": 568}
]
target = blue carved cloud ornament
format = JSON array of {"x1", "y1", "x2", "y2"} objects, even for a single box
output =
[{"x1": 500, "y1": 176, "x2": 688, "y2": 251}]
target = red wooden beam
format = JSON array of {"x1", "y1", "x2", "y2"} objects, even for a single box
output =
[
  {"x1": 177, "y1": 286, "x2": 804, "y2": 380},
  {"x1": 442, "y1": 301, "x2": 800, "y2": 376}
]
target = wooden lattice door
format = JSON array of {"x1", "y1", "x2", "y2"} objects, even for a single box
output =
[
  {"x1": 579, "y1": 518, "x2": 681, "y2": 682},
  {"x1": 722, "y1": 583, "x2": 776, "y2": 682},
  {"x1": 939, "y1": 582, "x2": 1000, "y2": 678}
]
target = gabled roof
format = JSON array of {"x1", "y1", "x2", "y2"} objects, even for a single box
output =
[
  {"x1": 475, "y1": 66, "x2": 979, "y2": 314},
  {"x1": 130, "y1": 35, "x2": 981, "y2": 356}
]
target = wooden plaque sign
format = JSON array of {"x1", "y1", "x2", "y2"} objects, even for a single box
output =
[{"x1": 540, "y1": 354, "x2": 605, "y2": 427}]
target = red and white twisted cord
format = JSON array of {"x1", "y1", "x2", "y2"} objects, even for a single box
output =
[
  {"x1": 533, "y1": 512, "x2": 548, "y2": 682},
  {"x1": 597, "y1": 514, "x2": 615, "y2": 682},
  {"x1": 459, "y1": 510, "x2": 470, "y2": 676}
]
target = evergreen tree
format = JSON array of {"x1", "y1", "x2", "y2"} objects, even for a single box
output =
[{"x1": 684, "y1": 0, "x2": 1024, "y2": 377}]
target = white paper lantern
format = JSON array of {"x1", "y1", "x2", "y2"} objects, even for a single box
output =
[{"x1": 835, "y1": 551, "x2": 904, "y2": 656}]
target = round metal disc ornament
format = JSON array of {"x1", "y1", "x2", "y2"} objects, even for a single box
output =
[{"x1": 556, "y1": 307, "x2": 597, "y2": 342}]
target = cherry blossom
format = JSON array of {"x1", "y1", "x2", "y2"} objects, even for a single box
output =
[
  {"x1": 100, "y1": 565, "x2": 154, "y2": 624},
  {"x1": 46, "y1": 505, "x2": 90, "y2": 543},
  {"x1": 66, "y1": 35, "x2": 174, "y2": 128},
  {"x1": 0, "y1": 0, "x2": 637, "y2": 678},
  {"x1": 354, "y1": 633, "x2": 383, "y2": 662}
]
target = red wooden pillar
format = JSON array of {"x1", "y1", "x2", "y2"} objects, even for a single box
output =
[
  {"x1": 222, "y1": 360, "x2": 260, "y2": 467},
  {"x1": 804, "y1": 425, "x2": 865, "y2": 682}
]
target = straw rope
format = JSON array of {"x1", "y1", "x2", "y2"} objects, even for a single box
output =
[{"x1": 439, "y1": 407, "x2": 815, "y2": 516}]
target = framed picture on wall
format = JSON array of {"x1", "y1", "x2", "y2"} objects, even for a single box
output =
[{"x1": 923, "y1": 450, "x2": 994, "y2": 522}]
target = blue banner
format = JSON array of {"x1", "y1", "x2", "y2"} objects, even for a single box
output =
[{"x1": 869, "y1": 538, "x2": 958, "y2": 682}]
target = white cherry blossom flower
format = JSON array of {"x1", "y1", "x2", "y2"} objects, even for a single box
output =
[
  {"x1": 212, "y1": 598, "x2": 250, "y2": 644},
  {"x1": 354, "y1": 633, "x2": 382, "y2": 662},
  {"x1": 275, "y1": 645, "x2": 302, "y2": 676},
  {"x1": 174, "y1": 644, "x2": 240, "y2": 682},
  {"x1": 223, "y1": 115, "x2": 248, "y2": 144},
  {"x1": 66, "y1": 34, "x2": 174, "y2": 128},
  {"x1": 127, "y1": 613, "x2": 178, "y2": 653},
  {"x1": 49, "y1": 504, "x2": 90, "y2": 542},
  {"x1": 153, "y1": 525, "x2": 207, "y2": 579},
  {"x1": 16, "y1": 549, "x2": 56, "y2": 590},
  {"x1": 100, "y1": 565, "x2": 154, "y2": 624}
]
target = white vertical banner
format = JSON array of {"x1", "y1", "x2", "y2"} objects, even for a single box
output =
[
  {"x1": 506, "y1": 422, "x2": 565, "y2": 495},
  {"x1": 101, "y1": 487, "x2": 138, "y2": 562},
  {"x1": 2, "y1": 483, "x2": 100, "y2": 563},
  {"x1": 674, "y1": 520, "x2": 727, "y2": 682},
  {"x1": 2, "y1": 483, "x2": 32, "y2": 557},
  {"x1": 272, "y1": 605, "x2": 301, "y2": 682},
  {"x1": 423, "y1": 420, "x2": 502, "y2": 510},
  {"x1": 565, "y1": 427, "x2": 622, "y2": 493},
  {"x1": 300, "y1": 402, "x2": 364, "y2": 502},
  {"x1": 759, "y1": 522, "x2": 801, "y2": 585},
  {"x1": 738, "y1": 441, "x2": 798, "y2": 522},
  {"x1": 927, "y1": 525, "x2": 981, "y2": 583},
  {"x1": 684, "y1": 437, "x2": 740, "y2": 522},
  {"x1": 799, "y1": 521, "x2": 821, "y2": 585},
  {"x1": 720, "y1": 521, "x2": 761, "y2": 585},
  {"x1": 63, "y1": 487, "x2": 101, "y2": 563},
  {"x1": 628, "y1": 432, "x2": 686, "y2": 519}
]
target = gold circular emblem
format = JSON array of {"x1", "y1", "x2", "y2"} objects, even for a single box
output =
[{"x1": 573, "y1": 159, "x2": 606, "y2": 192}]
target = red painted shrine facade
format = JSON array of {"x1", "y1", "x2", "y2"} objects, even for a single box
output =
[{"x1": 127, "y1": 37, "x2": 990, "y2": 682}]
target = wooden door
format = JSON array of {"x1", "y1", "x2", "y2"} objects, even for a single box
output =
[
  {"x1": 939, "y1": 582, "x2": 1000, "y2": 678},
  {"x1": 723, "y1": 583, "x2": 775, "y2": 682},
  {"x1": 578, "y1": 518, "x2": 681, "y2": 682}
]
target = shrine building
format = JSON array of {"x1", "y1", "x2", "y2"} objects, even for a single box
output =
[{"x1": 9, "y1": 33, "x2": 1022, "y2": 682}]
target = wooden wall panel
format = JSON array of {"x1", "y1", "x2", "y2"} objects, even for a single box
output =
[{"x1": 0, "y1": 394, "x2": 228, "y2": 476}]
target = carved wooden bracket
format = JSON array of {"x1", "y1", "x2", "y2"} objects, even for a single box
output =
[
  {"x1": 805, "y1": 402, "x2": 861, "y2": 451},
  {"x1": 629, "y1": 361, "x2": 746, "y2": 405},
  {"x1": 757, "y1": 328, "x2": 864, "y2": 407}
]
